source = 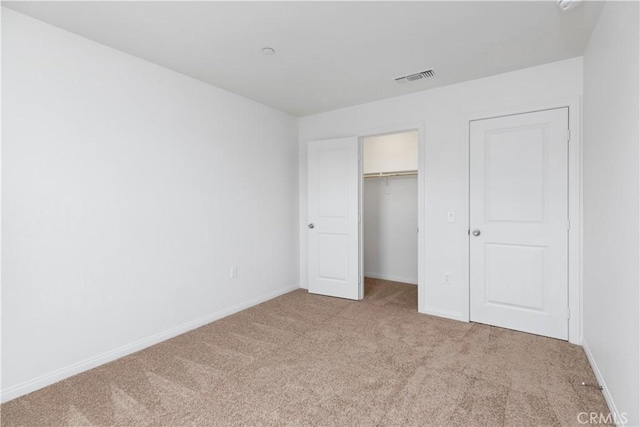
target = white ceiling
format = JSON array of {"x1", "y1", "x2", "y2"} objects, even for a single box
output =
[{"x1": 3, "y1": 1, "x2": 603, "y2": 117}]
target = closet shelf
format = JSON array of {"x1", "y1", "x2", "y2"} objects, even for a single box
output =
[{"x1": 364, "y1": 170, "x2": 418, "y2": 179}]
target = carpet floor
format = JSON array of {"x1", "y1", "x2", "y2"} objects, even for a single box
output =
[{"x1": 2, "y1": 278, "x2": 610, "y2": 426}]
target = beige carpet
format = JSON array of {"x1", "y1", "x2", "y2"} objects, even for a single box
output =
[{"x1": 2, "y1": 278, "x2": 610, "y2": 426}]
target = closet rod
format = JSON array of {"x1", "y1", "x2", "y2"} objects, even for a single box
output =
[{"x1": 363, "y1": 170, "x2": 418, "y2": 179}]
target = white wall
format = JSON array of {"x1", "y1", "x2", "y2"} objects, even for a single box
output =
[
  {"x1": 363, "y1": 130, "x2": 418, "y2": 174},
  {"x1": 363, "y1": 176, "x2": 418, "y2": 284},
  {"x1": 582, "y1": 2, "x2": 639, "y2": 425},
  {"x1": 0, "y1": 4, "x2": 4, "y2": 398},
  {"x1": 299, "y1": 57, "x2": 583, "y2": 321},
  {"x1": 1, "y1": 9, "x2": 299, "y2": 401}
]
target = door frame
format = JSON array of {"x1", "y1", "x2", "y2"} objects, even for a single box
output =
[
  {"x1": 357, "y1": 122, "x2": 425, "y2": 307},
  {"x1": 463, "y1": 97, "x2": 582, "y2": 344}
]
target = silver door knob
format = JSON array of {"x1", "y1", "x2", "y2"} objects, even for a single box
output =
[
  {"x1": 472, "y1": 229, "x2": 481, "y2": 236},
  {"x1": 308, "y1": 223, "x2": 315, "y2": 229}
]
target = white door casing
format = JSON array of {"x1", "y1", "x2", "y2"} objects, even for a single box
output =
[
  {"x1": 307, "y1": 137, "x2": 361, "y2": 300},
  {"x1": 470, "y1": 108, "x2": 569, "y2": 340}
]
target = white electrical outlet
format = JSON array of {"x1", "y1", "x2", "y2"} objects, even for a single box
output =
[
  {"x1": 447, "y1": 211, "x2": 455, "y2": 223},
  {"x1": 230, "y1": 266, "x2": 238, "y2": 278},
  {"x1": 443, "y1": 272, "x2": 451, "y2": 284}
]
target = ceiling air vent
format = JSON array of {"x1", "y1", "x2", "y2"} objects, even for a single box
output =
[{"x1": 395, "y1": 69, "x2": 435, "y2": 84}]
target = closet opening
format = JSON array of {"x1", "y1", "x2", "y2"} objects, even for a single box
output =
[{"x1": 361, "y1": 130, "x2": 419, "y2": 310}]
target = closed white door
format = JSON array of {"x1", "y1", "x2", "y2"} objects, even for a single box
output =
[
  {"x1": 307, "y1": 137, "x2": 361, "y2": 300},
  {"x1": 470, "y1": 108, "x2": 569, "y2": 340}
]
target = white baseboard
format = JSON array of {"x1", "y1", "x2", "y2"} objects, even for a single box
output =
[
  {"x1": 582, "y1": 338, "x2": 625, "y2": 426},
  {"x1": 1, "y1": 284, "x2": 299, "y2": 403},
  {"x1": 364, "y1": 272, "x2": 418, "y2": 285}
]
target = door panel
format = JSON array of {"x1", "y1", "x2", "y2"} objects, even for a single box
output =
[
  {"x1": 470, "y1": 108, "x2": 569, "y2": 340},
  {"x1": 308, "y1": 137, "x2": 360, "y2": 300},
  {"x1": 485, "y1": 126, "x2": 546, "y2": 223},
  {"x1": 485, "y1": 243, "x2": 546, "y2": 311},
  {"x1": 318, "y1": 234, "x2": 348, "y2": 280}
]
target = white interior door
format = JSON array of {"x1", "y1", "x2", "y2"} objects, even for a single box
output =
[
  {"x1": 307, "y1": 137, "x2": 361, "y2": 300},
  {"x1": 470, "y1": 108, "x2": 569, "y2": 340}
]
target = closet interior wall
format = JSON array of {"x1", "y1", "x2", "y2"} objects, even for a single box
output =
[{"x1": 362, "y1": 131, "x2": 419, "y2": 285}]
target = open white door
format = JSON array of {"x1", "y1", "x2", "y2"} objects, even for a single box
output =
[
  {"x1": 307, "y1": 137, "x2": 361, "y2": 300},
  {"x1": 470, "y1": 108, "x2": 569, "y2": 340}
]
